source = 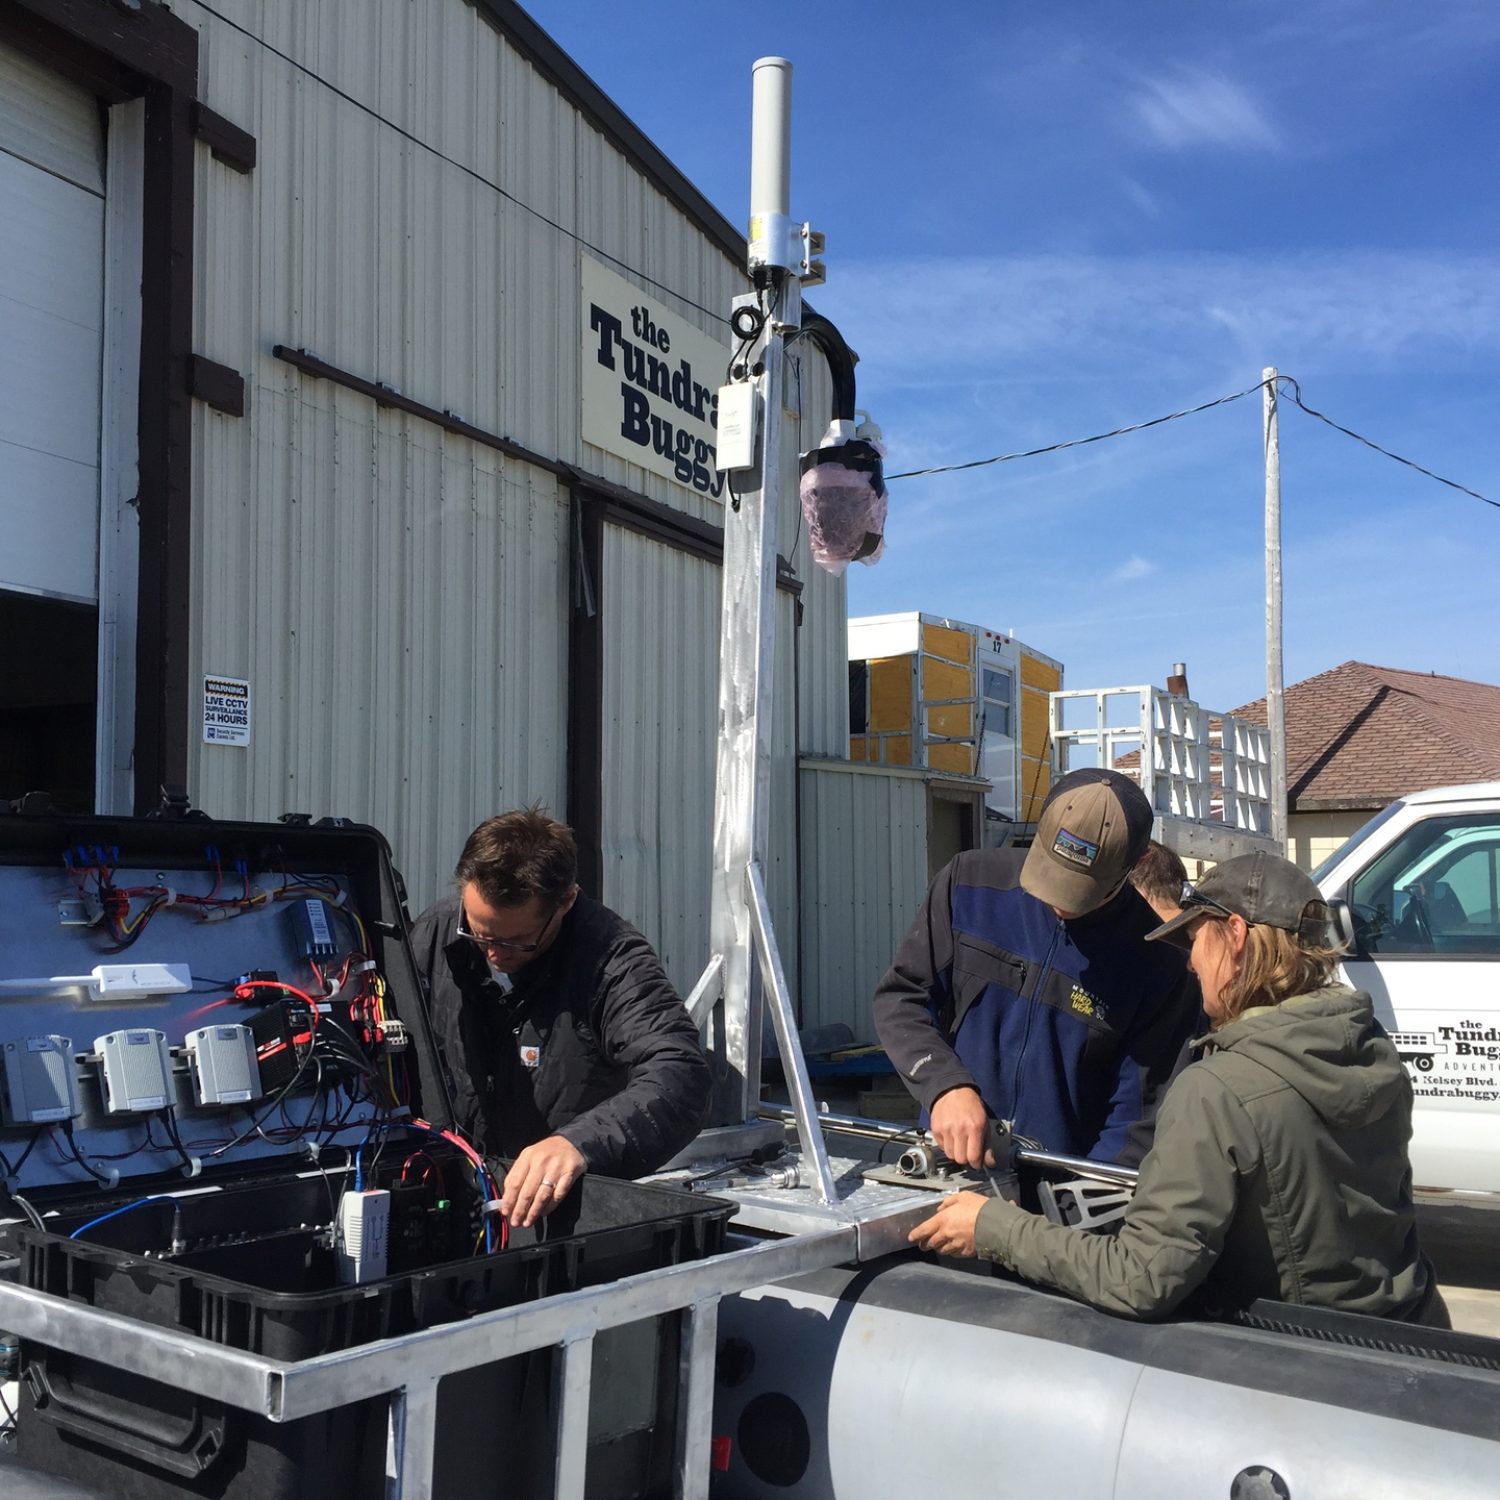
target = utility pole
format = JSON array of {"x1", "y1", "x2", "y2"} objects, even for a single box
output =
[{"x1": 1263, "y1": 367, "x2": 1287, "y2": 853}]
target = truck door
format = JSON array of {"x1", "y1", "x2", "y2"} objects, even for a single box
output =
[{"x1": 1337, "y1": 809, "x2": 1500, "y2": 1191}]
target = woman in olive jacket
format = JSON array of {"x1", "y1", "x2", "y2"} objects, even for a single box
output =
[{"x1": 910, "y1": 850, "x2": 1448, "y2": 1326}]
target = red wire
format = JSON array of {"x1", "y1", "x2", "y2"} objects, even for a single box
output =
[{"x1": 235, "y1": 978, "x2": 320, "y2": 1026}]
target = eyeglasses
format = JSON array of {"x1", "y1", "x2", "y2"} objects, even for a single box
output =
[
  {"x1": 456, "y1": 901, "x2": 562, "y2": 955},
  {"x1": 1182, "y1": 891, "x2": 1246, "y2": 924}
]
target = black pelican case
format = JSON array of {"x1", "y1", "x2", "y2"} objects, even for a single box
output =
[{"x1": 0, "y1": 809, "x2": 731, "y2": 1500}]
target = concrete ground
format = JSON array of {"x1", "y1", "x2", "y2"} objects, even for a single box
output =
[{"x1": 1415, "y1": 1189, "x2": 1500, "y2": 1336}]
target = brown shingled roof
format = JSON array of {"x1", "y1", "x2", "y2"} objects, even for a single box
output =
[{"x1": 1231, "y1": 662, "x2": 1500, "y2": 812}]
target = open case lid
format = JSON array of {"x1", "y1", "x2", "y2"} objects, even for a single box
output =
[{"x1": 0, "y1": 810, "x2": 456, "y2": 1209}]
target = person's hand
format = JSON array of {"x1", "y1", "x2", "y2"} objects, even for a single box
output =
[
  {"x1": 929, "y1": 1087, "x2": 993, "y2": 1169},
  {"x1": 908, "y1": 1191, "x2": 988, "y2": 1258},
  {"x1": 501, "y1": 1135, "x2": 587, "y2": 1228}
]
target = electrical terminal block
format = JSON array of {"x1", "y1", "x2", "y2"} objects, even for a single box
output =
[
  {"x1": 380, "y1": 1020, "x2": 410, "y2": 1054},
  {"x1": 57, "y1": 893, "x2": 104, "y2": 927}
]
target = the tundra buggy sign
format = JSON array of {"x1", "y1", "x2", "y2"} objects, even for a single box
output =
[{"x1": 581, "y1": 257, "x2": 727, "y2": 500}]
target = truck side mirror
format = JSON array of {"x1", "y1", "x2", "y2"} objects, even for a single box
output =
[{"x1": 1329, "y1": 898, "x2": 1359, "y2": 954}]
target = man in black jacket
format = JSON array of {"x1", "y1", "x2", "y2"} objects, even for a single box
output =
[{"x1": 408, "y1": 808, "x2": 709, "y2": 1228}]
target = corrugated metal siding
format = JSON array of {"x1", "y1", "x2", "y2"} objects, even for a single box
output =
[
  {"x1": 180, "y1": 0, "x2": 850, "y2": 916},
  {"x1": 797, "y1": 761, "x2": 928, "y2": 1043},
  {"x1": 599, "y1": 525, "x2": 797, "y2": 991},
  {"x1": 192, "y1": 377, "x2": 570, "y2": 908}
]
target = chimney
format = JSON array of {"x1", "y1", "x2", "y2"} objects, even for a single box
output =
[{"x1": 1166, "y1": 662, "x2": 1190, "y2": 699}]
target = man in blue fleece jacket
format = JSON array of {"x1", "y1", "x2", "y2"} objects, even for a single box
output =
[{"x1": 873, "y1": 769, "x2": 1198, "y2": 1166}]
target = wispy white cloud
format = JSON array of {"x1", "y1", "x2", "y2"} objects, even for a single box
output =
[
  {"x1": 1117, "y1": 175, "x2": 1163, "y2": 219},
  {"x1": 820, "y1": 251, "x2": 1500, "y2": 386},
  {"x1": 1130, "y1": 68, "x2": 1281, "y2": 152},
  {"x1": 1112, "y1": 555, "x2": 1157, "y2": 582}
]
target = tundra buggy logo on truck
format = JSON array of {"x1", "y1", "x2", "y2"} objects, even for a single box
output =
[{"x1": 1388, "y1": 1031, "x2": 1450, "y2": 1073}]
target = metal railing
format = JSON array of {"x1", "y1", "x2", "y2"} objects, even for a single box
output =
[
  {"x1": 1050, "y1": 686, "x2": 1272, "y2": 840},
  {"x1": 0, "y1": 1226, "x2": 861, "y2": 1500}
]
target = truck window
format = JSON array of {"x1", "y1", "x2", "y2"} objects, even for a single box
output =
[{"x1": 1349, "y1": 813, "x2": 1500, "y2": 956}]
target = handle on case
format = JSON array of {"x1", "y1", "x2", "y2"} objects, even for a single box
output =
[{"x1": 25, "y1": 1356, "x2": 230, "y2": 1477}]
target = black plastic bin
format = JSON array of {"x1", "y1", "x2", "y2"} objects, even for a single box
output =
[{"x1": 15, "y1": 1173, "x2": 734, "y2": 1500}]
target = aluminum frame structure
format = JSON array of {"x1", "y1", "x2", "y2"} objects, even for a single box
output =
[
  {"x1": 1049, "y1": 685, "x2": 1275, "y2": 860},
  {"x1": 0, "y1": 1226, "x2": 875, "y2": 1500}
]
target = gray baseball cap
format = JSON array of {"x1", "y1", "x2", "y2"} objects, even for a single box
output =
[
  {"x1": 1020, "y1": 769, "x2": 1154, "y2": 914},
  {"x1": 1147, "y1": 849, "x2": 1330, "y2": 944}
]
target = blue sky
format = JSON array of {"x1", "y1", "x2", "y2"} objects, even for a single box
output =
[{"x1": 528, "y1": 1, "x2": 1500, "y2": 712}]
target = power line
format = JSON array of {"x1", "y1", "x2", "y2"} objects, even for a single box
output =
[
  {"x1": 1274, "y1": 376, "x2": 1497, "y2": 511},
  {"x1": 884, "y1": 383, "x2": 1267, "y2": 480},
  {"x1": 190, "y1": 2, "x2": 731, "y2": 329},
  {"x1": 887, "y1": 376, "x2": 1495, "y2": 509}
]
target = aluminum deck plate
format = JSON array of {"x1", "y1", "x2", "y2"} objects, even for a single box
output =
[{"x1": 714, "y1": 1155, "x2": 948, "y2": 1258}]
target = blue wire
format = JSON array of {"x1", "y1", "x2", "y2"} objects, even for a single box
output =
[{"x1": 68, "y1": 1195, "x2": 176, "y2": 1241}]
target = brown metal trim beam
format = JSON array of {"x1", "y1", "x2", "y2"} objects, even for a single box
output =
[
  {"x1": 187, "y1": 353, "x2": 245, "y2": 417},
  {"x1": 566, "y1": 496, "x2": 605, "y2": 895},
  {"x1": 191, "y1": 100, "x2": 256, "y2": 172},
  {"x1": 134, "y1": 78, "x2": 197, "y2": 812},
  {"x1": 7, "y1": 0, "x2": 196, "y2": 94},
  {"x1": 271, "y1": 345, "x2": 803, "y2": 593},
  {"x1": 272, "y1": 346, "x2": 569, "y2": 477}
]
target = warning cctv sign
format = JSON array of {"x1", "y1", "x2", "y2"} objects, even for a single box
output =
[{"x1": 203, "y1": 675, "x2": 252, "y2": 747}]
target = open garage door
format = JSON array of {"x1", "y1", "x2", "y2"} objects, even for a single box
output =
[{"x1": 0, "y1": 37, "x2": 107, "y2": 811}]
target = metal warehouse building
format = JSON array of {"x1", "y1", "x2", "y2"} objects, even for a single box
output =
[{"x1": 0, "y1": 0, "x2": 936, "y2": 1005}]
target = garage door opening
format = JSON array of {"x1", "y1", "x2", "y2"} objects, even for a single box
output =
[{"x1": 0, "y1": 590, "x2": 98, "y2": 812}]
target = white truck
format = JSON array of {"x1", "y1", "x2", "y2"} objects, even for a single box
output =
[{"x1": 1315, "y1": 779, "x2": 1500, "y2": 1193}]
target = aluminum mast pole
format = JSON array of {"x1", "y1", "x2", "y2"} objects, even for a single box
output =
[
  {"x1": 701, "y1": 59, "x2": 837, "y2": 1203},
  {"x1": 706, "y1": 57, "x2": 793, "y2": 1128},
  {"x1": 1263, "y1": 366, "x2": 1287, "y2": 853}
]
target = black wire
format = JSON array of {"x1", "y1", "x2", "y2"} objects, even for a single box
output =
[
  {"x1": 0, "y1": 1130, "x2": 42, "y2": 1183},
  {"x1": 191, "y1": 1, "x2": 731, "y2": 330},
  {"x1": 1274, "y1": 375, "x2": 1497, "y2": 510},
  {"x1": 211, "y1": 1032, "x2": 323, "y2": 1159},
  {"x1": 56, "y1": 1121, "x2": 112, "y2": 1186},
  {"x1": 886, "y1": 382, "x2": 1269, "y2": 480},
  {"x1": 887, "y1": 374, "x2": 1496, "y2": 511},
  {"x1": 0, "y1": 1376, "x2": 16, "y2": 1433},
  {"x1": 161, "y1": 1109, "x2": 196, "y2": 1176}
]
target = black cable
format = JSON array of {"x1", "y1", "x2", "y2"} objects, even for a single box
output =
[
  {"x1": 191, "y1": 1, "x2": 731, "y2": 329},
  {"x1": 161, "y1": 1108, "x2": 197, "y2": 1176},
  {"x1": 0, "y1": 1129, "x2": 42, "y2": 1183},
  {"x1": 211, "y1": 1031, "x2": 323, "y2": 1158},
  {"x1": 56, "y1": 1121, "x2": 112, "y2": 1186},
  {"x1": 1274, "y1": 375, "x2": 1496, "y2": 510},
  {"x1": 886, "y1": 382, "x2": 1269, "y2": 480},
  {"x1": 887, "y1": 374, "x2": 1496, "y2": 512}
]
